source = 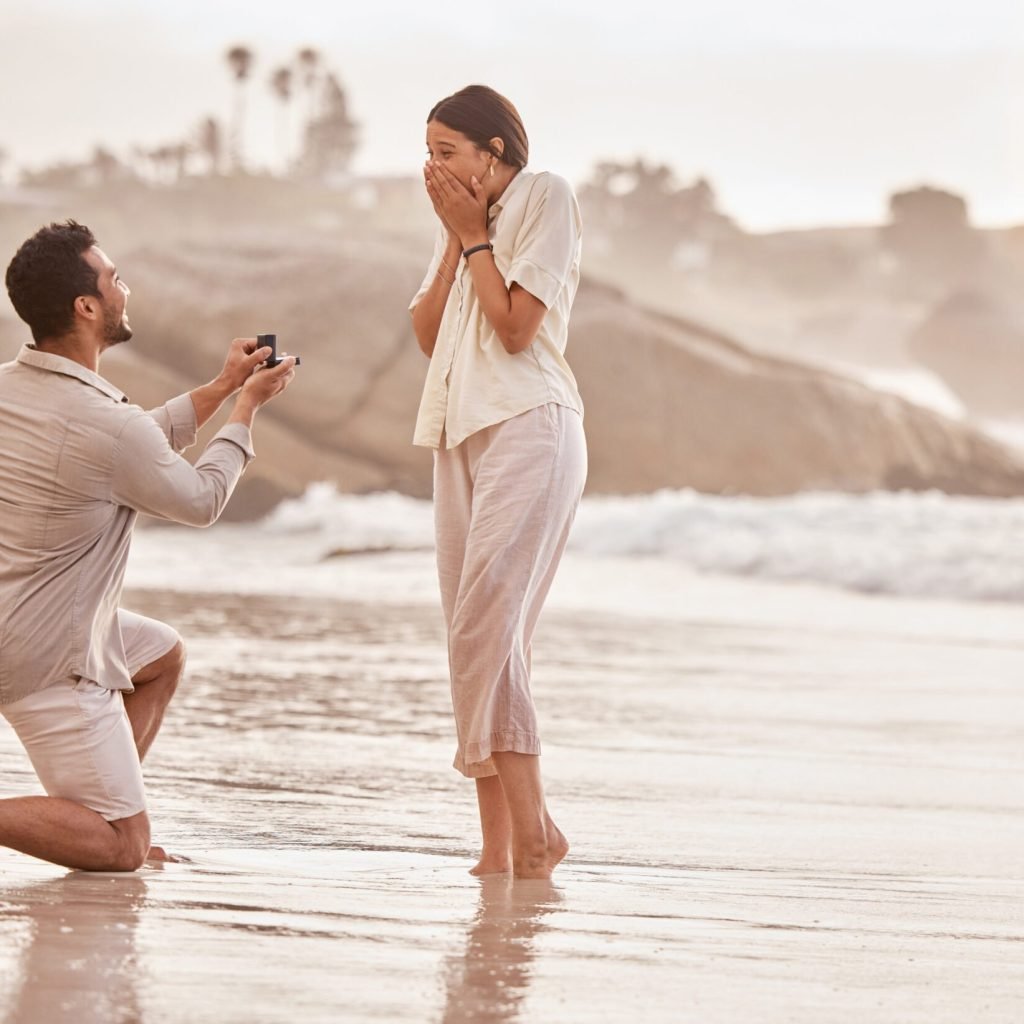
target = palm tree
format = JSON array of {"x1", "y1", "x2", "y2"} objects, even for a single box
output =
[
  {"x1": 225, "y1": 45, "x2": 254, "y2": 173},
  {"x1": 196, "y1": 117, "x2": 224, "y2": 177},
  {"x1": 296, "y1": 47, "x2": 321, "y2": 127},
  {"x1": 299, "y1": 73, "x2": 360, "y2": 182},
  {"x1": 90, "y1": 146, "x2": 121, "y2": 186},
  {"x1": 269, "y1": 66, "x2": 294, "y2": 174}
]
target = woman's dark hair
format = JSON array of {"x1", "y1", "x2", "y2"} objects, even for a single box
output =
[
  {"x1": 5, "y1": 220, "x2": 100, "y2": 342},
  {"x1": 428, "y1": 85, "x2": 529, "y2": 169}
]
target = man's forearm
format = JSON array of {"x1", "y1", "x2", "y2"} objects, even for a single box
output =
[
  {"x1": 189, "y1": 375, "x2": 236, "y2": 429},
  {"x1": 226, "y1": 395, "x2": 258, "y2": 430}
]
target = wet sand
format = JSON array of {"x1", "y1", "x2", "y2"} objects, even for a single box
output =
[
  {"x1": 1, "y1": 554, "x2": 1023, "y2": 1022},
  {"x1": 2, "y1": 849, "x2": 1021, "y2": 1024}
]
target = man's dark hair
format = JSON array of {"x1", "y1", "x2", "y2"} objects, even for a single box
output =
[{"x1": 5, "y1": 220, "x2": 100, "y2": 342}]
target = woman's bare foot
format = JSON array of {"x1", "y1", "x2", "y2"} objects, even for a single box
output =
[
  {"x1": 469, "y1": 849, "x2": 512, "y2": 876},
  {"x1": 546, "y1": 821, "x2": 569, "y2": 872},
  {"x1": 512, "y1": 818, "x2": 569, "y2": 879}
]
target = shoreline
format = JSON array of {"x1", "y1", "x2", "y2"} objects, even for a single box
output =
[{"x1": 1, "y1": 564, "x2": 1021, "y2": 1022}]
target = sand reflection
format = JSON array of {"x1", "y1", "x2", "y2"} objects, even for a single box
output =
[
  {"x1": 441, "y1": 876, "x2": 561, "y2": 1024},
  {"x1": 1, "y1": 873, "x2": 146, "y2": 1024}
]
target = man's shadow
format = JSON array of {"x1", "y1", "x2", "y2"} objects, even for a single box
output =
[
  {"x1": 441, "y1": 876, "x2": 562, "y2": 1024},
  {"x1": 0, "y1": 871, "x2": 147, "y2": 1024}
]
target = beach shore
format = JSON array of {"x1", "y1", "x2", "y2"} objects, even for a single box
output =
[{"x1": 1, "y1": 552, "x2": 1022, "y2": 1022}]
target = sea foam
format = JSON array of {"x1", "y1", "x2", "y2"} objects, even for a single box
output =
[{"x1": 264, "y1": 485, "x2": 1024, "y2": 603}]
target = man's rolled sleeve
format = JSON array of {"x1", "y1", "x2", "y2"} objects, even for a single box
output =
[
  {"x1": 147, "y1": 394, "x2": 199, "y2": 452},
  {"x1": 213, "y1": 422, "x2": 256, "y2": 461},
  {"x1": 110, "y1": 412, "x2": 251, "y2": 528}
]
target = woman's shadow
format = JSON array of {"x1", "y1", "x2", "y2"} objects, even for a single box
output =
[
  {"x1": 441, "y1": 876, "x2": 562, "y2": 1024},
  {"x1": 0, "y1": 870, "x2": 147, "y2": 1024}
]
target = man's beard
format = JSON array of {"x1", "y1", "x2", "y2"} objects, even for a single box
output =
[{"x1": 103, "y1": 305, "x2": 133, "y2": 345}]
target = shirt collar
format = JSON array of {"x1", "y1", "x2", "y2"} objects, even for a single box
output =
[
  {"x1": 488, "y1": 168, "x2": 531, "y2": 222},
  {"x1": 16, "y1": 345, "x2": 128, "y2": 403}
]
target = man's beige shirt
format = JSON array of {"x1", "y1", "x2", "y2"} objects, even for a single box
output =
[
  {"x1": 410, "y1": 169, "x2": 584, "y2": 449},
  {"x1": 0, "y1": 345, "x2": 254, "y2": 704}
]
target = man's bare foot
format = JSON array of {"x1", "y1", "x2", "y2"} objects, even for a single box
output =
[
  {"x1": 512, "y1": 819, "x2": 569, "y2": 880},
  {"x1": 469, "y1": 850, "x2": 512, "y2": 876},
  {"x1": 146, "y1": 845, "x2": 186, "y2": 864}
]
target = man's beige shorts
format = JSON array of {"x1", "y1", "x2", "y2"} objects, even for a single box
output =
[{"x1": 1, "y1": 610, "x2": 180, "y2": 822}]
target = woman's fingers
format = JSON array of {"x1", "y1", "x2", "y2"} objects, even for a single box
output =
[
  {"x1": 431, "y1": 170, "x2": 456, "y2": 201},
  {"x1": 423, "y1": 168, "x2": 449, "y2": 219},
  {"x1": 424, "y1": 164, "x2": 483, "y2": 245},
  {"x1": 426, "y1": 161, "x2": 468, "y2": 202},
  {"x1": 433, "y1": 162, "x2": 468, "y2": 196}
]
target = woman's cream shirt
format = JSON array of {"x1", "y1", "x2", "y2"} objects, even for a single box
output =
[{"x1": 410, "y1": 170, "x2": 584, "y2": 449}]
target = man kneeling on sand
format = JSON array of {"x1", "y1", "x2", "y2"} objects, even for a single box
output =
[{"x1": 0, "y1": 221, "x2": 296, "y2": 871}]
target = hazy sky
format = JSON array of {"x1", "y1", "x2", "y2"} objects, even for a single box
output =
[{"x1": 1, "y1": 0, "x2": 1021, "y2": 230}]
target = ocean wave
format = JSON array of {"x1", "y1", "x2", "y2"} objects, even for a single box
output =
[{"x1": 265, "y1": 484, "x2": 1024, "y2": 603}]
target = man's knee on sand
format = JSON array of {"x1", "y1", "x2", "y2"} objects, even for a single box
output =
[{"x1": 106, "y1": 811, "x2": 152, "y2": 872}]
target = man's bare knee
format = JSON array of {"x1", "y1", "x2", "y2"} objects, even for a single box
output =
[
  {"x1": 107, "y1": 811, "x2": 151, "y2": 872},
  {"x1": 133, "y1": 640, "x2": 186, "y2": 688},
  {"x1": 164, "y1": 639, "x2": 187, "y2": 682}
]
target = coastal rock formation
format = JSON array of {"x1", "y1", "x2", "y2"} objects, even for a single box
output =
[
  {"x1": 909, "y1": 291, "x2": 1024, "y2": 418},
  {"x1": 3, "y1": 229, "x2": 1023, "y2": 519}
]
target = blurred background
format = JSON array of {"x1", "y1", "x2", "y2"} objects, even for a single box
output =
[{"x1": 1, "y1": 0, "x2": 1022, "y2": 599}]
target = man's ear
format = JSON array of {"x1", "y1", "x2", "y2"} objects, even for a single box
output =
[{"x1": 74, "y1": 294, "x2": 99, "y2": 321}]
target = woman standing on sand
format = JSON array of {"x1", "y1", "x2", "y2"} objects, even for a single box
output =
[{"x1": 409, "y1": 85, "x2": 587, "y2": 880}]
